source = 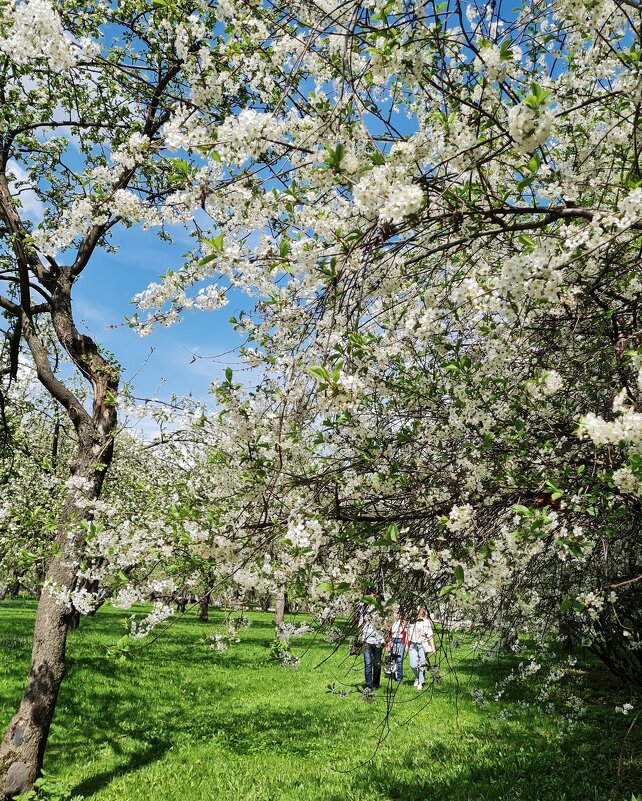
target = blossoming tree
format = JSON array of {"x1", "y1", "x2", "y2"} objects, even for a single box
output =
[
  {"x1": 0, "y1": 0, "x2": 293, "y2": 792},
  {"x1": 3, "y1": 0, "x2": 642, "y2": 792},
  {"x1": 133, "y1": 0, "x2": 642, "y2": 693}
]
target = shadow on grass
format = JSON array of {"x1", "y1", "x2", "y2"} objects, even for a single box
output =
[
  {"x1": 330, "y1": 724, "x2": 639, "y2": 801},
  {"x1": 71, "y1": 736, "x2": 171, "y2": 798},
  {"x1": 62, "y1": 694, "x2": 345, "y2": 797}
]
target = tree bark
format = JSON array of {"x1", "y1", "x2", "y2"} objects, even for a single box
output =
[
  {"x1": 0, "y1": 302, "x2": 117, "y2": 796},
  {"x1": 176, "y1": 591, "x2": 188, "y2": 614},
  {"x1": 0, "y1": 431, "x2": 114, "y2": 797},
  {"x1": 275, "y1": 586, "x2": 286, "y2": 629},
  {"x1": 198, "y1": 592, "x2": 209, "y2": 622}
]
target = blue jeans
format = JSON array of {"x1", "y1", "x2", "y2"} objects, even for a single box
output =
[
  {"x1": 391, "y1": 638, "x2": 405, "y2": 681},
  {"x1": 363, "y1": 642, "x2": 382, "y2": 689},
  {"x1": 408, "y1": 642, "x2": 426, "y2": 684}
]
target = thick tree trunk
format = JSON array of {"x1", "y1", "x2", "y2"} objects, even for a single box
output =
[
  {"x1": 0, "y1": 577, "x2": 70, "y2": 797},
  {"x1": 198, "y1": 592, "x2": 209, "y2": 623},
  {"x1": 0, "y1": 430, "x2": 114, "y2": 797},
  {"x1": 275, "y1": 586, "x2": 286, "y2": 629}
]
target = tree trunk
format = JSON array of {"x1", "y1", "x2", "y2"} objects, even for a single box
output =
[
  {"x1": 0, "y1": 586, "x2": 7, "y2": 602},
  {"x1": 0, "y1": 430, "x2": 114, "y2": 797},
  {"x1": 0, "y1": 579, "x2": 70, "y2": 797},
  {"x1": 275, "y1": 586, "x2": 286, "y2": 629},
  {"x1": 176, "y1": 591, "x2": 187, "y2": 614},
  {"x1": 198, "y1": 593, "x2": 209, "y2": 623}
]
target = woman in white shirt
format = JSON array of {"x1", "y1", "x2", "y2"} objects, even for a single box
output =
[{"x1": 406, "y1": 608, "x2": 436, "y2": 689}]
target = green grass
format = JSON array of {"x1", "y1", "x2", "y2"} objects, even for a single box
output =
[{"x1": 0, "y1": 600, "x2": 639, "y2": 801}]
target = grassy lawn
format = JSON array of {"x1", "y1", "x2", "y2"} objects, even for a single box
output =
[{"x1": 0, "y1": 599, "x2": 639, "y2": 801}]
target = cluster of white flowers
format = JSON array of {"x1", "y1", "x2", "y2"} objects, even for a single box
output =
[
  {"x1": 111, "y1": 133, "x2": 152, "y2": 170},
  {"x1": 612, "y1": 466, "x2": 642, "y2": 497},
  {"x1": 209, "y1": 633, "x2": 238, "y2": 652},
  {"x1": 618, "y1": 186, "x2": 642, "y2": 225},
  {"x1": 128, "y1": 602, "x2": 174, "y2": 639},
  {"x1": 69, "y1": 587, "x2": 97, "y2": 616},
  {"x1": 615, "y1": 702, "x2": 634, "y2": 714},
  {"x1": 527, "y1": 370, "x2": 563, "y2": 398},
  {"x1": 192, "y1": 285, "x2": 228, "y2": 312},
  {"x1": 110, "y1": 189, "x2": 145, "y2": 223},
  {"x1": 470, "y1": 688, "x2": 488, "y2": 708},
  {"x1": 0, "y1": 0, "x2": 77, "y2": 70},
  {"x1": 475, "y1": 43, "x2": 520, "y2": 83},
  {"x1": 580, "y1": 409, "x2": 642, "y2": 448},
  {"x1": 507, "y1": 103, "x2": 554, "y2": 154},
  {"x1": 33, "y1": 186, "x2": 157, "y2": 256},
  {"x1": 276, "y1": 621, "x2": 313, "y2": 643},
  {"x1": 111, "y1": 586, "x2": 142, "y2": 610},
  {"x1": 577, "y1": 590, "x2": 604, "y2": 621},
  {"x1": 285, "y1": 518, "x2": 313, "y2": 550},
  {"x1": 215, "y1": 109, "x2": 285, "y2": 165},
  {"x1": 162, "y1": 107, "x2": 210, "y2": 152},
  {"x1": 444, "y1": 503, "x2": 474, "y2": 532},
  {"x1": 353, "y1": 166, "x2": 425, "y2": 224},
  {"x1": 64, "y1": 475, "x2": 94, "y2": 494}
]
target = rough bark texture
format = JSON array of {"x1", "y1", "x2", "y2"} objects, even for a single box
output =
[
  {"x1": 0, "y1": 428, "x2": 115, "y2": 797},
  {"x1": 0, "y1": 54, "x2": 177, "y2": 794},
  {"x1": 0, "y1": 258, "x2": 118, "y2": 795}
]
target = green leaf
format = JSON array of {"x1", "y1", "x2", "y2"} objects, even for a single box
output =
[
  {"x1": 518, "y1": 233, "x2": 535, "y2": 250},
  {"x1": 454, "y1": 564, "x2": 465, "y2": 584},
  {"x1": 308, "y1": 366, "x2": 330, "y2": 382},
  {"x1": 499, "y1": 37, "x2": 513, "y2": 60},
  {"x1": 517, "y1": 175, "x2": 535, "y2": 192},
  {"x1": 279, "y1": 239, "x2": 290, "y2": 258},
  {"x1": 202, "y1": 233, "x2": 224, "y2": 253}
]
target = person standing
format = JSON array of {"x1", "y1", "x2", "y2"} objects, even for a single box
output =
[
  {"x1": 407, "y1": 608, "x2": 436, "y2": 690},
  {"x1": 389, "y1": 608, "x2": 407, "y2": 683},
  {"x1": 358, "y1": 599, "x2": 386, "y2": 690}
]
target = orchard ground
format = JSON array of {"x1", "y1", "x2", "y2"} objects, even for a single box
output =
[{"x1": 0, "y1": 600, "x2": 639, "y2": 801}]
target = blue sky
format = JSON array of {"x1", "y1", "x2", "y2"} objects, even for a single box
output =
[{"x1": 72, "y1": 223, "x2": 252, "y2": 407}]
